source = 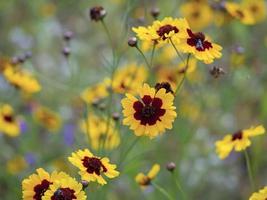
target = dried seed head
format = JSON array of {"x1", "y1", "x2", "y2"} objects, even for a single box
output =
[
  {"x1": 90, "y1": 6, "x2": 106, "y2": 21},
  {"x1": 209, "y1": 66, "x2": 225, "y2": 79},
  {"x1": 150, "y1": 7, "x2": 160, "y2": 19},
  {"x1": 62, "y1": 47, "x2": 71, "y2": 57},
  {"x1": 155, "y1": 82, "x2": 174, "y2": 94},
  {"x1": 112, "y1": 112, "x2": 120, "y2": 121},
  {"x1": 128, "y1": 37, "x2": 137, "y2": 47},
  {"x1": 63, "y1": 31, "x2": 74, "y2": 41},
  {"x1": 166, "y1": 162, "x2": 176, "y2": 172}
]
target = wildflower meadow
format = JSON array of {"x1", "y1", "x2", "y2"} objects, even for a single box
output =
[{"x1": 1, "y1": 0, "x2": 267, "y2": 199}]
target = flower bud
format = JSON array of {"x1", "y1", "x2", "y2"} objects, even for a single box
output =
[
  {"x1": 62, "y1": 47, "x2": 71, "y2": 57},
  {"x1": 128, "y1": 37, "x2": 137, "y2": 47},
  {"x1": 81, "y1": 180, "x2": 89, "y2": 189},
  {"x1": 90, "y1": 6, "x2": 106, "y2": 21},
  {"x1": 150, "y1": 7, "x2": 160, "y2": 19},
  {"x1": 112, "y1": 112, "x2": 120, "y2": 121},
  {"x1": 155, "y1": 82, "x2": 174, "y2": 94},
  {"x1": 166, "y1": 162, "x2": 176, "y2": 172},
  {"x1": 63, "y1": 31, "x2": 74, "y2": 41}
]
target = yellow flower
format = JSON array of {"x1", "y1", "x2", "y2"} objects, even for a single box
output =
[
  {"x1": 68, "y1": 149, "x2": 119, "y2": 185},
  {"x1": 81, "y1": 79, "x2": 110, "y2": 104},
  {"x1": 0, "y1": 104, "x2": 20, "y2": 137},
  {"x1": 3, "y1": 66, "x2": 41, "y2": 94},
  {"x1": 180, "y1": 1, "x2": 213, "y2": 31},
  {"x1": 6, "y1": 155, "x2": 28, "y2": 175},
  {"x1": 121, "y1": 83, "x2": 177, "y2": 138},
  {"x1": 33, "y1": 106, "x2": 62, "y2": 132},
  {"x1": 42, "y1": 175, "x2": 86, "y2": 200},
  {"x1": 225, "y1": 2, "x2": 255, "y2": 25},
  {"x1": 178, "y1": 29, "x2": 222, "y2": 64},
  {"x1": 135, "y1": 164, "x2": 160, "y2": 188},
  {"x1": 22, "y1": 168, "x2": 69, "y2": 200},
  {"x1": 249, "y1": 186, "x2": 267, "y2": 200},
  {"x1": 132, "y1": 17, "x2": 189, "y2": 49},
  {"x1": 242, "y1": 0, "x2": 266, "y2": 23},
  {"x1": 80, "y1": 113, "x2": 120, "y2": 150},
  {"x1": 215, "y1": 125, "x2": 265, "y2": 159},
  {"x1": 112, "y1": 63, "x2": 147, "y2": 94}
]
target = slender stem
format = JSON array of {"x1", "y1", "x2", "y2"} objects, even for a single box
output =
[
  {"x1": 150, "y1": 43, "x2": 156, "y2": 68},
  {"x1": 101, "y1": 19, "x2": 115, "y2": 62},
  {"x1": 169, "y1": 38, "x2": 185, "y2": 65},
  {"x1": 152, "y1": 182, "x2": 174, "y2": 200},
  {"x1": 118, "y1": 137, "x2": 140, "y2": 167},
  {"x1": 172, "y1": 170, "x2": 187, "y2": 200},
  {"x1": 244, "y1": 150, "x2": 255, "y2": 191},
  {"x1": 135, "y1": 46, "x2": 151, "y2": 70},
  {"x1": 84, "y1": 103, "x2": 91, "y2": 146},
  {"x1": 175, "y1": 54, "x2": 191, "y2": 95}
]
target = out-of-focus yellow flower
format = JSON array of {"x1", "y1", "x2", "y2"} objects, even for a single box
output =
[
  {"x1": 0, "y1": 104, "x2": 20, "y2": 137},
  {"x1": 81, "y1": 79, "x2": 110, "y2": 104},
  {"x1": 22, "y1": 168, "x2": 69, "y2": 200},
  {"x1": 41, "y1": 2, "x2": 56, "y2": 17},
  {"x1": 33, "y1": 106, "x2": 61, "y2": 132},
  {"x1": 112, "y1": 63, "x2": 147, "y2": 94},
  {"x1": 133, "y1": 17, "x2": 189, "y2": 49},
  {"x1": 42, "y1": 175, "x2": 86, "y2": 200},
  {"x1": 68, "y1": 149, "x2": 119, "y2": 185},
  {"x1": 6, "y1": 155, "x2": 28, "y2": 175},
  {"x1": 249, "y1": 186, "x2": 267, "y2": 200},
  {"x1": 225, "y1": 2, "x2": 255, "y2": 25},
  {"x1": 121, "y1": 83, "x2": 177, "y2": 138},
  {"x1": 135, "y1": 164, "x2": 160, "y2": 188},
  {"x1": 80, "y1": 113, "x2": 120, "y2": 150},
  {"x1": 178, "y1": 29, "x2": 222, "y2": 64},
  {"x1": 180, "y1": 1, "x2": 213, "y2": 31},
  {"x1": 215, "y1": 125, "x2": 265, "y2": 159},
  {"x1": 242, "y1": 0, "x2": 266, "y2": 23},
  {"x1": 3, "y1": 66, "x2": 41, "y2": 94}
]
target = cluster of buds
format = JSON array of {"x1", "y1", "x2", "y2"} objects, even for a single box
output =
[
  {"x1": 62, "y1": 30, "x2": 74, "y2": 58},
  {"x1": 209, "y1": 66, "x2": 225, "y2": 79},
  {"x1": 11, "y1": 51, "x2": 32, "y2": 65}
]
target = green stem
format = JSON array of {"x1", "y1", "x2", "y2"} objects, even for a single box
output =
[
  {"x1": 170, "y1": 38, "x2": 185, "y2": 65},
  {"x1": 150, "y1": 43, "x2": 156, "y2": 68},
  {"x1": 172, "y1": 170, "x2": 187, "y2": 200},
  {"x1": 135, "y1": 46, "x2": 151, "y2": 70},
  {"x1": 101, "y1": 19, "x2": 115, "y2": 62},
  {"x1": 244, "y1": 150, "x2": 255, "y2": 191},
  {"x1": 84, "y1": 103, "x2": 91, "y2": 146},
  {"x1": 152, "y1": 182, "x2": 174, "y2": 200},
  {"x1": 175, "y1": 54, "x2": 191, "y2": 95}
]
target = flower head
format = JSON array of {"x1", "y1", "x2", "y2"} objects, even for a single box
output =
[
  {"x1": 42, "y1": 175, "x2": 86, "y2": 200},
  {"x1": 215, "y1": 125, "x2": 265, "y2": 159},
  {"x1": 121, "y1": 83, "x2": 177, "y2": 138},
  {"x1": 178, "y1": 29, "x2": 222, "y2": 64},
  {"x1": 22, "y1": 168, "x2": 69, "y2": 200},
  {"x1": 68, "y1": 149, "x2": 119, "y2": 185},
  {"x1": 249, "y1": 186, "x2": 267, "y2": 200},
  {"x1": 0, "y1": 104, "x2": 20, "y2": 137},
  {"x1": 135, "y1": 164, "x2": 160, "y2": 188}
]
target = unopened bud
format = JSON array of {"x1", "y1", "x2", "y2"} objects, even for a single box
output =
[
  {"x1": 90, "y1": 6, "x2": 106, "y2": 21},
  {"x1": 63, "y1": 31, "x2": 74, "y2": 41},
  {"x1": 81, "y1": 180, "x2": 89, "y2": 189},
  {"x1": 62, "y1": 47, "x2": 71, "y2": 57},
  {"x1": 150, "y1": 7, "x2": 160, "y2": 19},
  {"x1": 209, "y1": 66, "x2": 225, "y2": 79},
  {"x1": 112, "y1": 112, "x2": 120, "y2": 121},
  {"x1": 166, "y1": 162, "x2": 176, "y2": 172},
  {"x1": 128, "y1": 37, "x2": 137, "y2": 47}
]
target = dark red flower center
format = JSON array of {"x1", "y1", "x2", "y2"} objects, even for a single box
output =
[
  {"x1": 33, "y1": 179, "x2": 52, "y2": 200},
  {"x1": 3, "y1": 114, "x2": 14, "y2": 123},
  {"x1": 133, "y1": 95, "x2": 166, "y2": 125},
  {"x1": 82, "y1": 156, "x2": 107, "y2": 176},
  {"x1": 186, "y1": 29, "x2": 212, "y2": 51},
  {"x1": 52, "y1": 188, "x2": 76, "y2": 200},
  {"x1": 232, "y1": 130, "x2": 243, "y2": 141},
  {"x1": 157, "y1": 24, "x2": 179, "y2": 40}
]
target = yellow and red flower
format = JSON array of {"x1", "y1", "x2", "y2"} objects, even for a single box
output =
[
  {"x1": 121, "y1": 83, "x2": 177, "y2": 138},
  {"x1": 135, "y1": 164, "x2": 160, "y2": 188},
  {"x1": 68, "y1": 149, "x2": 119, "y2": 185},
  {"x1": 249, "y1": 186, "x2": 267, "y2": 200}
]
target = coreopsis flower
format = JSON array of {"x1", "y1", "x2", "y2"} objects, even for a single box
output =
[
  {"x1": 3, "y1": 66, "x2": 41, "y2": 94},
  {"x1": 135, "y1": 164, "x2": 160, "y2": 188},
  {"x1": 215, "y1": 125, "x2": 265, "y2": 159},
  {"x1": 225, "y1": 2, "x2": 255, "y2": 25},
  {"x1": 249, "y1": 186, "x2": 267, "y2": 200},
  {"x1": 178, "y1": 29, "x2": 222, "y2": 64},
  {"x1": 80, "y1": 113, "x2": 120, "y2": 150},
  {"x1": 180, "y1": 1, "x2": 213, "y2": 30},
  {"x1": 121, "y1": 83, "x2": 177, "y2": 138},
  {"x1": 22, "y1": 168, "x2": 69, "y2": 200},
  {"x1": 42, "y1": 176, "x2": 86, "y2": 200},
  {"x1": 6, "y1": 155, "x2": 28, "y2": 175},
  {"x1": 242, "y1": 0, "x2": 266, "y2": 23},
  {"x1": 68, "y1": 149, "x2": 119, "y2": 185},
  {"x1": 0, "y1": 104, "x2": 20, "y2": 137},
  {"x1": 132, "y1": 17, "x2": 189, "y2": 49},
  {"x1": 81, "y1": 79, "x2": 110, "y2": 104},
  {"x1": 112, "y1": 63, "x2": 147, "y2": 94},
  {"x1": 33, "y1": 106, "x2": 61, "y2": 132}
]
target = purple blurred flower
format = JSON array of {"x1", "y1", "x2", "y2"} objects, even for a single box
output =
[
  {"x1": 19, "y1": 120, "x2": 28, "y2": 134},
  {"x1": 63, "y1": 123, "x2": 75, "y2": 146},
  {"x1": 25, "y1": 153, "x2": 36, "y2": 166}
]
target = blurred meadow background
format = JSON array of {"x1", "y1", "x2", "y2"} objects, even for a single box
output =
[{"x1": 1, "y1": 0, "x2": 267, "y2": 199}]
